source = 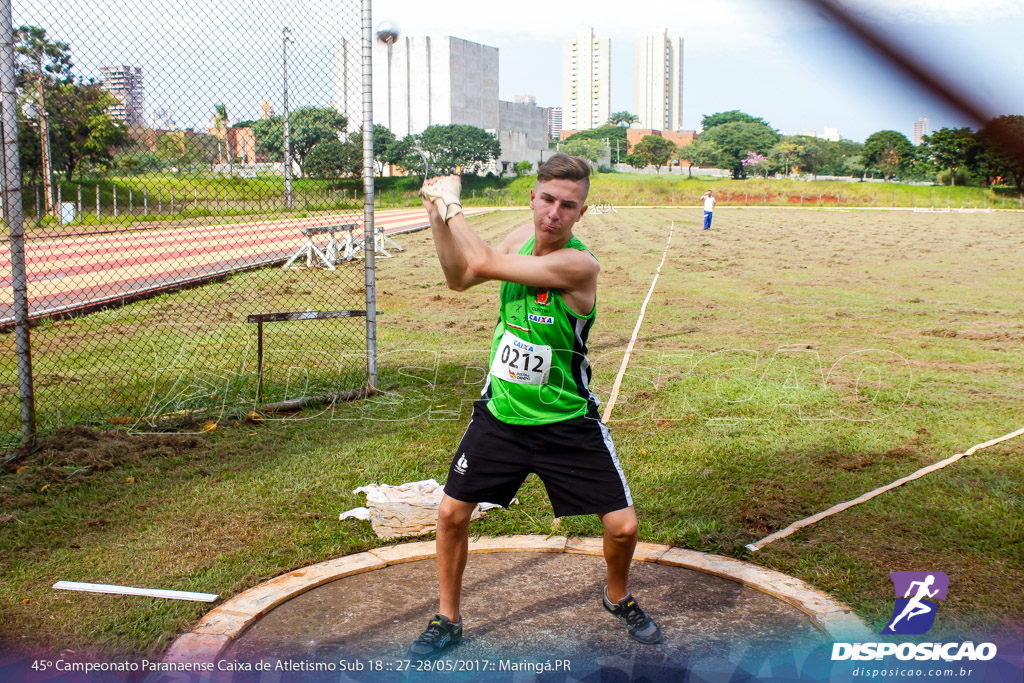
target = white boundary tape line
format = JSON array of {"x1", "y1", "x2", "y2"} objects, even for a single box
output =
[
  {"x1": 745, "y1": 425, "x2": 1024, "y2": 553},
  {"x1": 602, "y1": 221, "x2": 674, "y2": 424},
  {"x1": 53, "y1": 580, "x2": 218, "y2": 602}
]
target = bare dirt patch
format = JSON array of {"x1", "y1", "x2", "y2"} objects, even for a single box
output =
[{"x1": 2, "y1": 427, "x2": 205, "y2": 504}]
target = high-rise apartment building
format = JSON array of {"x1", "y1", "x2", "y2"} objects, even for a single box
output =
[
  {"x1": 912, "y1": 117, "x2": 930, "y2": 145},
  {"x1": 548, "y1": 107, "x2": 563, "y2": 140},
  {"x1": 634, "y1": 31, "x2": 682, "y2": 131},
  {"x1": 99, "y1": 66, "x2": 144, "y2": 126},
  {"x1": 562, "y1": 28, "x2": 610, "y2": 131}
]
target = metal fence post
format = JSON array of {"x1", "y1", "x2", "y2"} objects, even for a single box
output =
[
  {"x1": 362, "y1": 0, "x2": 377, "y2": 391},
  {"x1": 1, "y1": 0, "x2": 36, "y2": 443}
]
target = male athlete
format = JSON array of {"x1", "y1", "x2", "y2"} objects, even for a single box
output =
[{"x1": 408, "y1": 154, "x2": 660, "y2": 658}]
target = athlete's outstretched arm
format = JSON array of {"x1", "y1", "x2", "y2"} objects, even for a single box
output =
[{"x1": 444, "y1": 210, "x2": 598, "y2": 291}]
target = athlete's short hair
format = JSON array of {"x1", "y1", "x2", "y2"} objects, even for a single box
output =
[{"x1": 537, "y1": 153, "x2": 592, "y2": 199}]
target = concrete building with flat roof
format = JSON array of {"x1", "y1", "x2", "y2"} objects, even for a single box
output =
[
  {"x1": 562, "y1": 27, "x2": 610, "y2": 131},
  {"x1": 334, "y1": 35, "x2": 499, "y2": 138},
  {"x1": 635, "y1": 31, "x2": 683, "y2": 131},
  {"x1": 99, "y1": 65, "x2": 144, "y2": 126},
  {"x1": 333, "y1": 35, "x2": 550, "y2": 172}
]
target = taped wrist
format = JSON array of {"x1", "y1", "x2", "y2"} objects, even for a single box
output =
[{"x1": 420, "y1": 177, "x2": 463, "y2": 223}]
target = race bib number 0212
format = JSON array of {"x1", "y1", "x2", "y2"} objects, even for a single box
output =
[{"x1": 490, "y1": 330, "x2": 552, "y2": 385}]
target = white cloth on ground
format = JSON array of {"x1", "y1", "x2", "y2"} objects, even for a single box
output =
[{"x1": 339, "y1": 479, "x2": 511, "y2": 539}]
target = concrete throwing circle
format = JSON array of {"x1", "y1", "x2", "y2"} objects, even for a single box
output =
[{"x1": 165, "y1": 536, "x2": 871, "y2": 679}]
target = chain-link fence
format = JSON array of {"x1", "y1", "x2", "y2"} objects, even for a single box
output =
[{"x1": 1, "y1": 0, "x2": 377, "y2": 447}]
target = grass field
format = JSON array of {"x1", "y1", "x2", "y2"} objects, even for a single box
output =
[
  {"x1": 23, "y1": 173, "x2": 1023, "y2": 232},
  {"x1": 1, "y1": 207, "x2": 1022, "y2": 659}
]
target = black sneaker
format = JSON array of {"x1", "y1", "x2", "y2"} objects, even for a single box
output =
[
  {"x1": 602, "y1": 586, "x2": 662, "y2": 644},
  {"x1": 407, "y1": 614, "x2": 462, "y2": 658}
]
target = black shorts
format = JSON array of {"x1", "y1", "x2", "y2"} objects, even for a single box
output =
[{"x1": 443, "y1": 401, "x2": 632, "y2": 517}]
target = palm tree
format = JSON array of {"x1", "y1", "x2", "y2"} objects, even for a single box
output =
[
  {"x1": 213, "y1": 103, "x2": 232, "y2": 175},
  {"x1": 608, "y1": 111, "x2": 639, "y2": 127}
]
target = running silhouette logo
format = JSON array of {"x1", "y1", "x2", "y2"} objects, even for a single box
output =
[{"x1": 881, "y1": 572, "x2": 949, "y2": 635}]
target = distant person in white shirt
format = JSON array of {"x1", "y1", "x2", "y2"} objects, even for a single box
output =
[{"x1": 702, "y1": 190, "x2": 717, "y2": 230}]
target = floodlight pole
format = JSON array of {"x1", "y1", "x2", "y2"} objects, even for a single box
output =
[
  {"x1": 35, "y1": 57, "x2": 54, "y2": 218},
  {"x1": 361, "y1": 0, "x2": 377, "y2": 390},
  {"x1": 1, "y1": 0, "x2": 36, "y2": 443},
  {"x1": 281, "y1": 27, "x2": 293, "y2": 208}
]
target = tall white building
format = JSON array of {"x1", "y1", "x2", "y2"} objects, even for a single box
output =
[
  {"x1": 634, "y1": 31, "x2": 682, "y2": 131},
  {"x1": 562, "y1": 27, "x2": 611, "y2": 131},
  {"x1": 333, "y1": 35, "x2": 548, "y2": 170},
  {"x1": 912, "y1": 117, "x2": 931, "y2": 145},
  {"x1": 548, "y1": 107, "x2": 563, "y2": 140},
  {"x1": 99, "y1": 66, "x2": 144, "y2": 126}
]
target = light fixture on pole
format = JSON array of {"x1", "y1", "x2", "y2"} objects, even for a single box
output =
[{"x1": 375, "y1": 21, "x2": 398, "y2": 132}]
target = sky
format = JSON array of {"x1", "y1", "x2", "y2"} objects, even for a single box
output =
[
  {"x1": 372, "y1": 0, "x2": 1024, "y2": 142},
  {"x1": 16, "y1": 0, "x2": 1024, "y2": 143}
]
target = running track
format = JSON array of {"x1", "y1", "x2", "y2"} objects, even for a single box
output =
[{"x1": 0, "y1": 208, "x2": 490, "y2": 325}]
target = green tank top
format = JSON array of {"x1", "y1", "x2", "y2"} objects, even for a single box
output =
[{"x1": 481, "y1": 234, "x2": 600, "y2": 425}]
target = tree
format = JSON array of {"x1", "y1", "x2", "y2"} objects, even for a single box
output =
[
  {"x1": 700, "y1": 120, "x2": 780, "y2": 178},
  {"x1": 514, "y1": 160, "x2": 533, "y2": 175},
  {"x1": 13, "y1": 25, "x2": 72, "y2": 88},
  {"x1": 794, "y1": 135, "x2": 830, "y2": 179},
  {"x1": 345, "y1": 124, "x2": 398, "y2": 176},
  {"x1": 863, "y1": 130, "x2": 914, "y2": 181},
  {"x1": 622, "y1": 153, "x2": 646, "y2": 170},
  {"x1": 922, "y1": 127, "x2": 976, "y2": 186},
  {"x1": 701, "y1": 110, "x2": 769, "y2": 130},
  {"x1": 974, "y1": 115, "x2": 1024, "y2": 189},
  {"x1": 14, "y1": 26, "x2": 73, "y2": 212},
  {"x1": 212, "y1": 103, "x2": 233, "y2": 175},
  {"x1": 413, "y1": 124, "x2": 501, "y2": 175},
  {"x1": 114, "y1": 149, "x2": 162, "y2": 174},
  {"x1": 561, "y1": 138, "x2": 606, "y2": 163},
  {"x1": 769, "y1": 138, "x2": 801, "y2": 177},
  {"x1": 819, "y1": 139, "x2": 864, "y2": 176},
  {"x1": 251, "y1": 106, "x2": 348, "y2": 176},
  {"x1": 28, "y1": 80, "x2": 126, "y2": 181},
  {"x1": 156, "y1": 132, "x2": 205, "y2": 171},
  {"x1": 389, "y1": 134, "x2": 423, "y2": 176},
  {"x1": 975, "y1": 115, "x2": 1024, "y2": 189},
  {"x1": 608, "y1": 111, "x2": 638, "y2": 127},
  {"x1": 632, "y1": 135, "x2": 677, "y2": 174},
  {"x1": 304, "y1": 139, "x2": 360, "y2": 178},
  {"x1": 566, "y1": 124, "x2": 628, "y2": 163},
  {"x1": 842, "y1": 154, "x2": 868, "y2": 181},
  {"x1": 677, "y1": 138, "x2": 724, "y2": 177},
  {"x1": 740, "y1": 152, "x2": 768, "y2": 178}
]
